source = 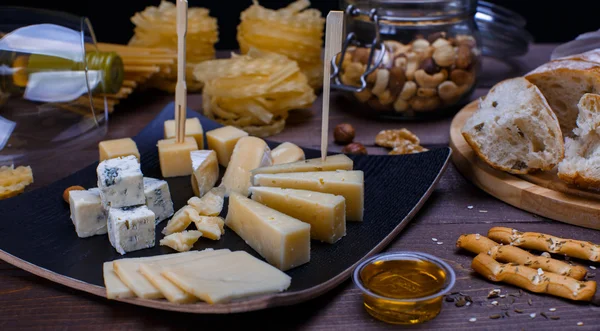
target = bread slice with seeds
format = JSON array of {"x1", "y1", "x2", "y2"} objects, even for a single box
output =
[
  {"x1": 558, "y1": 93, "x2": 600, "y2": 189},
  {"x1": 462, "y1": 77, "x2": 564, "y2": 174}
]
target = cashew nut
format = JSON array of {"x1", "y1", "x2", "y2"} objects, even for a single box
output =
[
  {"x1": 410, "y1": 96, "x2": 442, "y2": 112},
  {"x1": 353, "y1": 89, "x2": 373, "y2": 103},
  {"x1": 438, "y1": 81, "x2": 468, "y2": 103},
  {"x1": 371, "y1": 69, "x2": 390, "y2": 96},
  {"x1": 399, "y1": 81, "x2": 417, "y2": 100},
  {"x1": 432, "y1": 38, "x2": 451, "y2": 49},
  {"x1": 414, "y1": 69, "x2": 448, "y2": 88},
  {"x1": 405, "y1": 52, "x2": 419, "y2": 81},
  {"x1": 385, "y1": 40, "x2": 411, "y2": 57},
  {"x1": 378, "y1": 90, "x2": 395, "y2": 105},
  {"x1": 432, "y1": 44, "x2": 455, "y2": 67},
  {"x1": 412, "y1": 38, "x2": 430, "y2": 52},
  {"x1": 393, "y1": 97, "x2": 409, "y2": 112},
  {"x1": 417, "y1": 87, "x2": 438, "y2": 98}
]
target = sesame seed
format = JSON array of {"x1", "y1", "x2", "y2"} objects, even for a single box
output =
[
  {"x1": 437, "y1": 242, "x2": 444, "y2": 245},
  {"x1": 475, "y1": 233, "x2": 481, "y2": 240},
  {"x1": 467, "y1": 205, "x2": 473, "y2": 209},
  {"x1": 499, "y1": 294, "x2": 506, "y2": 298},
  {"x1": 590, "y1": 266, "x2": 597, "y2": 270},
  {"x1": 479, "y1": 210, "x2": 488, "y2": 213},
  {"x1": 469, "y1": 317, "x2": 477, "y2": 322},
  {"x1": 466, "y1": 301, "x2": 471, "y2": 306},
  {"x1": 538, "y1": 268, "x2": 544, "y2": 275},
  {"x1": 491, "y1": 301, "x2": 498, "y2": 306},
  {"x1": 549, "y1": 308, "x2": 556, "y2": 312},
  {"x1": 577, "y1": 322, "x2": 584, "y2": 326},
  {"x1": 432, "y1": 238, "x2": 438, "y2": 242},
  {"x1": 530, "y1": 313, "x2": 536, "y2": 318},
  {"x1": 541, "y1": 252, "x2": 551, "y2": 258}
]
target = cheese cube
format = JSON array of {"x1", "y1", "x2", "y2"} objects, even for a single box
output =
[
  {"x1": 206, "y1": 126, "x2": 248, "y2": 167},
  {"x1": 251, "y1": 154, "x2": 353, "y2": 178},
  {"x1": 253, "y1": 170, "x2": 364, "y2": 221},
  {"x1": 143, "y1": 177, "x2": 174, "y2": 224},
  {"x1": 68, "y1": 188, "x2": 108, "y2": 238},
  {"x1": 187, "y1": 187, "x2": 225, "y2": 216},
  {"x1": 99, "y1": 138, "x2": 140, "y2": 162},
  {"x1": 220, "y1": 136, "x2": 272, "y2": 197},
  {"x1": 160, "y1": 230, "x2": 203, "y2": 252},
  {"x1": 271, "y1": 142, "x2": 305, "y2": 165},
  {"x1": 162, "y1": 250, "x2": 291, "y2": 304},
  {"x1": 250, "y1": 187, "x2": 346, "y2": 244},
  {"x1": 164, "y1": 118, "x2": 204, "y2": 148},
  {"x1": 225, "y1": 194, "x2": 310, "y2": 271},
  {"x1": 162, "y1": 205, "x2": 195, "y2": 235},
  {"x1": 191, "y1": 150, "x2": 218, "y2": 197},
  {"x1": 189, "y1": 214, "x2": 225, "y2": 240},
  {"x1": 157, "y1": 137, "x2": 198, "y2": 178},
  {"x1": 97, "y1": 155, "x2": 145, "y2": 208},
  {"x1": 107, "y1": 205, "x2": 155, "y2": 255}
]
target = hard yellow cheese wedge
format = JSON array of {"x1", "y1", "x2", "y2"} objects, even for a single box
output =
[
  {"x1": 225, "y1": 193, "x2": 310, "y2": 271},
  {"x1": 162, "y1": 251, "x2": 291, "y2": 304},
  {"x1": 98, "y1": 138, "x2": 140, "y2": 162},
  {"x1": 190, "y1": 150, "x2": 219, "y2": 197},
  {"x1": 164, "y1": 118, "x2": 204, "y2": 148},
  {"x1": 187, "y1": 187, "x2": 225, "y2": 216},
  {"x1": 271, "y1": 142, "x2": 305, "y2": 165},
  {"x1": 103, "y1": 262, "x2": 134, "y2": 299},
  {"x1": 250, "y1": 187, "x2": 346, "y2": 244},
  {"x1": 220, "y1": 136, "x2": 272, "y2": 197},
  {"x1": 253, "y1": 170, "x2": 364, "y2": 221},
  {"x1": 162, "y1": 205, "x2": 196, "y2": 235},
  {"x1": 251, "y1": 154, "x2": 353, "y2": 178},
  {"x1": 138, "y1": 249, "x2": 231, "y2": 304},
  {"x1": 158, "y1": 137, "x2": 199, "y2": 178},
  {"x1": 206, "y1": 125, "x2": 248, "y2": 167},
  {"x1": 160, "y1": 230, "x2": 203, "y2": 252},
  {"x1": 189, "y1": 214, "x2": 225, "y2": 240}
]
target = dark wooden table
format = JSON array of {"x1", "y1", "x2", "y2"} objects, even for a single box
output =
[{"x1": 2, "y1": 44, "x2": 599, "y2": 330}]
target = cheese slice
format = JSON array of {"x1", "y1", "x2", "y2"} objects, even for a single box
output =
[
  {"x1": 206, "y1": 125, "x2": 248, "y2": 167},
  {"x1": 251, "y1": 154, "x2": 353, "y2": 178},
  {"x1": 225, "y1": 193, "x2": 310, "y2": 271},
  {"x1": 187, "y1": 187, "x2": 225, "y2": 216},
  {"x1": 271, "y1": 142, "x2": 305, "y2": 165},
  {"x1": 250, "y1": 187, "x2": 346, "y2": 244},
  {"x1": 162, "y1": 250, "x2": 291, "y2": 304},
  {"x1": 253, "y1": 170, "x2": 364, "y2": 221},
  {"x1": 138, "y1": 249, "x2": 230, "y2": 304},
  {"x1": 157, "y1": 137, "x2": 199, "y2": 178},
  {"x1": 160, "y1": 230, "x2": 203, "y2": 252},
  {"x1": 111, "y1": 251, "x2": 197, "y2": 299},
  {"x1": 190, "y1": 150, "x2": 219, "y2": 197},
  {"x1": 220, "y1": 136, "x2": 272, "y2": 197},
  {"x1": 103, "y1": 262, "x2": 134, "y2": 299},
  {"x1": 164, "y1": 118, "x2": 204, "y2": 148}
]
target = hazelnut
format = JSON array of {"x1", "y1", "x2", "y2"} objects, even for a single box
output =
[
  {"x1": 456, "y1": 45, "x2": 473, "y2": 69},
  {"x1": 353, "y1": 48, "x2": 370, "y2": 65},
  {"x1": 419, "y1": 58, "x2": 439, "y2": 75},
  {"x1": 334, "y1": 123, "x2": 355, "y2": 144},
  {"x1": 342, "y1": 142, "x2": 368, "y2": 155},
  {"x1": 63, "y1": 185, "x2": 85, "y2": 203}
]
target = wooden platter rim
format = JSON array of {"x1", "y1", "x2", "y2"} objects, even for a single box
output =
[
  {"x1": 0, "y1": 149, "x2": 452, "y2": 314},
  {"x1": 450, "y1": 101, "x2": 600, "y2": 230}
]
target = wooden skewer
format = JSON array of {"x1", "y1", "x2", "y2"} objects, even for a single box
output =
[
  {"x1": 175, "y1": 0, "x2": 188, "y2": 143},
  {"x1": 320, "y1": 11, "x2": 344, "y2": 161}
]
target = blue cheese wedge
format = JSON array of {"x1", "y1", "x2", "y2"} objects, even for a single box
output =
[
  {"x1": 143, "y1": 177, "x2": 174, "y2": 224},
  {"x1": 69, "y1": 188, "x2": 108, "y2": 238},
  {"x1": 97, "y1": 155, "x2": 145, "y2": 208},
  {"x1": 107, "y1": 205, "x2": 155, "y2": 255}
]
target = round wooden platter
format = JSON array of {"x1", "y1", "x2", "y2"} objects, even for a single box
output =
[{"x1": 450, "y1": 101, "x2": 600, "y2": 230}]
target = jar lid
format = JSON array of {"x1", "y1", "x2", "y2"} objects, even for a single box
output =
[{"x1": 475, "y1": 1, "x2": 532, "y2": 57}]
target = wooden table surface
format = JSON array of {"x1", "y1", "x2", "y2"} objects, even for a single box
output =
[{"x1": 2, "y1": 44, "x2": 600, "y2": 330}]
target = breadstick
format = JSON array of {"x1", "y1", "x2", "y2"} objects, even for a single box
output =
[
  {"x1": 457, "y1": 234, "x2": 587, "y2": 280},
  {"x1": 471, "y1": 253, "x2": 596, "y2": 301},
  {"x1": 488, "y1": 227, "x2": 600, "y2": 262}
]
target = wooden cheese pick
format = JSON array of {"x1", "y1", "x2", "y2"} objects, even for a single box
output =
[
  {"x1": 320, "y1": 11, "x2": 344, "y2": 161},
  {"x1": 175, "y1": 0, "x2": 188, "y2": 143}
]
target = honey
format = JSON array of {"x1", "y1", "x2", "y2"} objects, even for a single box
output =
[{"x1": 353, "y1": 252, "x2": 455, "y2": 325}]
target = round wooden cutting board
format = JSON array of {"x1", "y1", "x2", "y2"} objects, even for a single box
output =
[{"x1": 450, "y1": 101, "x2": 600, "y2": 230}]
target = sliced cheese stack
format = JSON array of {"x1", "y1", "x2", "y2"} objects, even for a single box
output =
[{"x1": 104, "y1": 249, "x2": 291, "y2": 304}]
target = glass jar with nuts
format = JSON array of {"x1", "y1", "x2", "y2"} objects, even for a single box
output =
[{"x1": 333, "y1": 0, "x2": 483, "y2": 118}]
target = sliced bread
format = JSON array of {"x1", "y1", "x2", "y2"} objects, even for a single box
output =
[
  {"x1": 462, "y1": 77, "x2": 564, "y2": 174},
  {"x1": 525, "y1": 59, "x2": 600, "y2": 135},
  {"x1": 558, "y1": 93, "x2": 600, "y2": 189}
]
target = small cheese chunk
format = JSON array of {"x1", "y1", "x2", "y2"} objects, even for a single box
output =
[
  {"x1": 206, "y1": 126, "x2": 248, "y2": 167},
  {"x1": 221, "y1": 136, "x2": 272, "y2": 197},
  {"x1": 251, "y1": 154, "x2": 353, "y2": 178},
  {"x1": 157, "y1": 137, "x2": 198, "y2": 178},
  {"x1": 143, "y1": 177, "x2": 174, "y2": 224},
  {"x1": 191, "y1": 150, "x2": 218, "y2": 197},
  {"x1": 189, "y1": 214, "x2": 224, "y2": 240},
  {"x1": 99, "y1": 138, "x2": 140, "y2": 162},
  {"x1": 250, "y1": 187, "x2": 346, "y2": 244},
  {"x1": 187, "y1": 187, "x2": 225, "y2": 216},
  {"x1": 112, "y1": 251, "x2": 198, "y2": 299},
  {"x1": 164, "y1": 118, "x2": 204, "y2": 148},
  {"x1": 103, "y1": 261, "x2": 134, "y2": 299},
  {"x1": 162, "y1": 205, "x2": 195, "y2": 235},
  {"x1": 107, "y1": 205, "x2": 155, "y2": 255},
  {"x1": 226, "y1": 194, "x2": 310, "y2": 271},
  {"x1": 69, "y1": 188, "x2": 108, "y2": 238},
  {"x1": 162, "y1": 250, "x2": 292, "y2": 304},
  {"x1": 138, "y1": 249, "x2": 231, "y2": 303},
  {"x1": 271, "y1": 142, "x2": 305, "y2": 165},
  {"x1": 97, "y1": 155, "x2": 145, "y2": 208},
  {"x1": 253, "y1": 170, "x2": 364, "y2": 221},
  {"x1": 160, "y1": 230, "x2": 203, "y2": 252}
]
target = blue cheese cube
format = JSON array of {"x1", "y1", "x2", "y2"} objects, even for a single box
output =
[
  {"x1": 143, "y1": 177, "x2": 174, "y2": 224},
  {"x1": 97, "y1": 155, "x2": 145, "y2": 208},
  {"x1": 107, "y1": 205, "x2": 155, "y2": 255},
  {"x1": 69, "y1": 188, "x2": 108, "y2": 238}
]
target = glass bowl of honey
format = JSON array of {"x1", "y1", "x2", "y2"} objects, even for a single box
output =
[{"x1": 352, "y1": 251, "x2": 456, "y2": 325}]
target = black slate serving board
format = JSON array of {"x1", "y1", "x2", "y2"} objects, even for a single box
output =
[{"x1": 0, "y1": 102, "x2": 451, "y2": 313}]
